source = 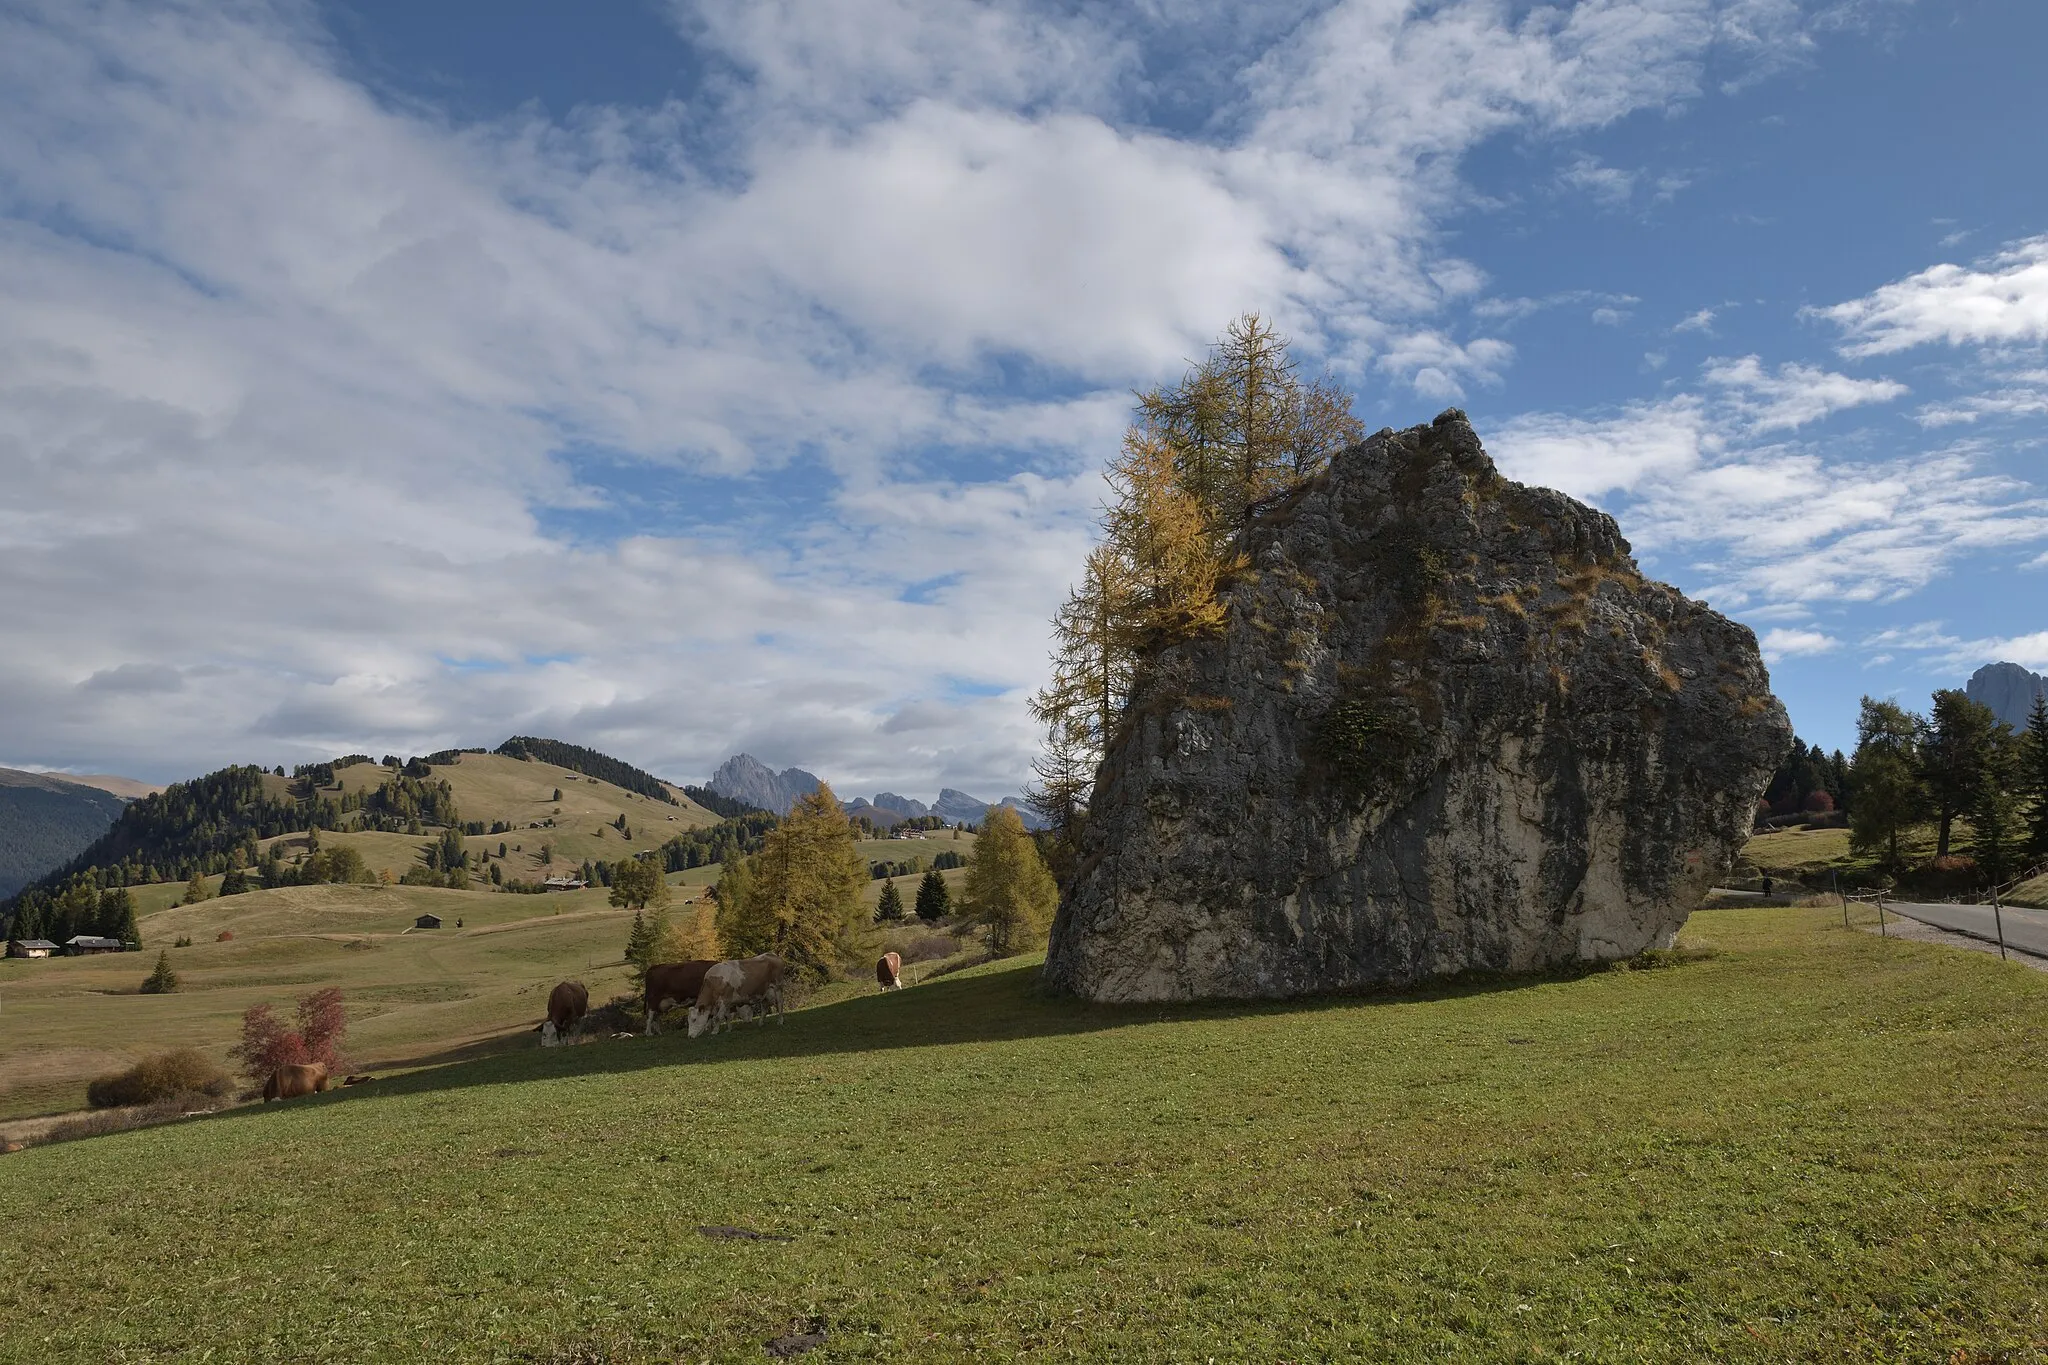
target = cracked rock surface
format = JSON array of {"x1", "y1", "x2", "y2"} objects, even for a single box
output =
[{"x1": 1044, "y1": 410, "x2": 1790, "y2": 1003}]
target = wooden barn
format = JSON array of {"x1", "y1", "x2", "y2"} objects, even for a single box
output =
[{"x1": 414, "y1": 913, "x2": 442, "y2": 930}]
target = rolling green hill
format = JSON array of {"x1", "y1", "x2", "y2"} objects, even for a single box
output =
[{"x1": 0, "y1": 908, "x2": 2042, "y2": 1361}]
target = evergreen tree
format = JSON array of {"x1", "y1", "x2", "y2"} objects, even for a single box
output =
[
  {"x1": 182, "y1": 871, "x2": 210, "y2": 906},
  {"x1": 624, "y1": 909, "x2": 651, "y2": 975},
  {"x1": 961, "y1": 805, "x2": 1058, "y2": 956},
  {"x1": 875, "y1": 878, "x2": 905, "y2": 922},
  {"x1": 1969, "y1": 748, "x2": 2025, "y2": 886},
  {"x1": 2024, "y1": 692, "x2": 2048, "y2": 861},
  {"x1": 219, "y1": 867, "x2": 250, "y2": 896},
  {"x1": 1922, "y1": 689, "x2": 2002, "y2": 857},
  {"x1": 140, "y1": 950, "x2": 179, "y2": 995},
  {"x1": 1849, "y1": 697, "x2": 1926, "y2": 869},
  {"x1": 97, "y1": 888, "x2": 140, "y2": 945},
  {"x1": 914, "y1": 868, "x2": 950, "y2": 924}
]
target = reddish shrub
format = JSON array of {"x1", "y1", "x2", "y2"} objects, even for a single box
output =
[
  {"x1": 216, "y1": 930, "x2": 234, "y2": 942},
  {"x1": 228, "y1": 987, "x2": 349, "y2": 1082},
  {"x1": 1802, "y1": 790, "x2": 1835, "y2": 814}
]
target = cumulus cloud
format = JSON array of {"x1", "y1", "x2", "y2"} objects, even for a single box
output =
[
  {"x1": 1816, "y1": 235, "x2": 2048, "y2": 357},
  {"x1": 1700, "y1": 355, "x2": 1907, "y2": 432},
  {"x1": 1760, "y1": 627, "x2": 1839, "y2": 662},
  {"x1": 0, "y1": 0, "x2": 1995, "y2": 789}
]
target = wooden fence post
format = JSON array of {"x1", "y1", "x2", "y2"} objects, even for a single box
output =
[{"x1": 1991, "y1": 886, "x2": 2008, "y2": 962}]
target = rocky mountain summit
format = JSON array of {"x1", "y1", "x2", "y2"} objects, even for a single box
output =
[
  {"x1": 706, "y1": 754, "x2": 822, "y2": 815},
  {"x1": 1965, "y1": 661, "x2": 2046, "y2": 730},
  {"x1": 1045, "y1": 410, "x2": 1790, "y2": 1003}
]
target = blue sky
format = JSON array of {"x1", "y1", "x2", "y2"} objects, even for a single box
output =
[{"x1": 1, "y1": 0, "x2": 2043, "y2": 795}]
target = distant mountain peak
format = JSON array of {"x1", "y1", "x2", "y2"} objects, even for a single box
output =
[
  {"x1": 1965, "y1": 661, "x2": 2047, "y2": 730},
  {"x1": 708, "y1": 754, "x2": 822, "y2": 816}
]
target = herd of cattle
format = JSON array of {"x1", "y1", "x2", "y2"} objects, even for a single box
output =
[
  {"x1": 258, "y1": 950, "x2": 909, "y2": 1101},
  {"x1": 539, "y1": 949, "x2": 905, "y2": 1045}
]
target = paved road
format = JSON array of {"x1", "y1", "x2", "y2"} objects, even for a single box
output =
[
  {"x1": 1706, "y1": 887, "x2": 2048, "y2": 959},
  {"x1": 1879, "y1": 899, "x2": 2048, "y2": 958}
]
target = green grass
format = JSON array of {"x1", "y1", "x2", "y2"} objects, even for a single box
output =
[{"x1": 2, "y1": 908, "x2": 2043, "y2": 1362}]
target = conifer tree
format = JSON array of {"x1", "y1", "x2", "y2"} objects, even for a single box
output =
[
  {"x1": 875, "y1": 878, "x2": 905, "y2": 922},
  {"x1": 2024, "y1": 692, "x2": 2048, "y2": 860},
  {"x1": 914, "y1": 868, "x2": 950, "y2": 924},
  {"x1": 961, "y1": 806, "x2": 1057, "y2": 956},
  {"x1": 1031, "y1": 313, "x2": 1361, "y2": 828},
  {"x1": 1849, "y1": 697, "x2": 1927, "y2": 869},
  {"x1": 719, "y1": 785, "x2": 866, "y2": 975},
  {"x1": 1922, "y1": 689, "x2": 2001, "y2": 857},
  {"x1": 140, "y1": 950, "x2": 179, "y2": 994},
  {"x1": 624, "y1": 909, "x2": 652, "y2": 984},
  {"x1": 182, "y1": 871, "x2": 210, "y2": 906},
  {"x1": 713, "y1": 853, "x2": 771, "y2": 958}
]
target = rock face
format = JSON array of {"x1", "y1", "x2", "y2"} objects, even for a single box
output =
[
  {"x1": 1965, "y1": 661, "x2": 2046, "y2": 731},
  {"x1": 707, "y1": 754, "x2": 822, "y2": 815},
  {"x1": 1044, "y1": 411, "x2": 1791, "y2": 1004}
]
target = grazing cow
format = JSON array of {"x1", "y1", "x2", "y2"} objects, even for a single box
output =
[
  {"x1": 876, "y1": 951, "x2": 903, "y2": 990},
  {"x1": 263, "y1": 1062, "x2": 329, "y2": 1101},
  {"x1": 688, "y1": 955, "x2": 787, "y2": 1038},
  {"x1": 643, "y1": 960, "x2": 717, "y2": 1035},
  {"x1": 539, "y1": 979, "x2": 589, "y2": 1047}
]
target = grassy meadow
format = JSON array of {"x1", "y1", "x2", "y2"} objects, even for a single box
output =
[
  {"x1": 1, "y1": 846, "x2": 977, "y2": 1123},
  {"x1": 2, "y1": 906, "x2": 2044, "y2": 1362}
]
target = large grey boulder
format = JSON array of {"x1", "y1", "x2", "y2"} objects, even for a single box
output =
[{"x1": 1044, "y1": 411, "x2": 1790, "y2": 1003}]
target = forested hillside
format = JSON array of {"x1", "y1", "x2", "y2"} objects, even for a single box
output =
[
  {"x1": 494, "y1": 737, "x2": 676, "y2": 803},
  {"x1": 0, "y1": 770, "x2": 128, "y2": 898}
]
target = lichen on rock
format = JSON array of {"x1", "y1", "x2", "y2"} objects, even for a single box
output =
[{"x1": 1042, "y1": 410, "x2": 1791, "y2": 1003}]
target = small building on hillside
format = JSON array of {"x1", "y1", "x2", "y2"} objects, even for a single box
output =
[
  {"x1": 414, "y1": 913, "x2": 443, "y2": 930},
  {"x1": 541, "y1": 877, "x2": 586, "y2": 892},
  {"x1": 7, "y1": 939, "x2": 58, "y2": 959},
  {"x1": 63, "y1": 935, "x2": 126, "y2": 955}
]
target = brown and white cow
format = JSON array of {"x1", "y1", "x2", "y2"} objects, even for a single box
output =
[
  {"x1": 876, "y1": 951, "x2": 903, "y2": 990},
  {"x1": 263, "y1": 1062, "x2": 329, "y2": 1101},
  {"x1": 643, "y1": 960, "x2": 717, "y2": 1035},
  {"x1": 539, "y1": 979, "x2": 589, "y2": 1047},
  {"x1": 687, "y1": 955, "x2": 787, "y2": 1038}
]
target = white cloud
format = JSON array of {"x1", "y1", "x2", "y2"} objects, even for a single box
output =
[
  {"x1": 1915, "y1": 388, "x2": 2048, "y2": 427},
  {"x1": 1760, "y1": 627, "x2": 1839, "y2": 661},
  {"x1": 1700, "y1": 355, "x2": 1907, "y2": 431},
  {"x1": 1560, "y1": 155, "x2": 1636, "y2": 206},
  {"x1": 1673, "y1": 306, "x2": 1719, "y2": 334},
  {"x1": 1817, "y1": 235, "x2": 2048, "y2": 357},
  {"x1": 0, "y1": 0, "x2": 1984, "y2": 790}
]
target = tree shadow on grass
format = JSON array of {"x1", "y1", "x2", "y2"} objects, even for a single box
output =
[{"x1": 208, "y1": 948, "x2": 1715, "y2": 1119}]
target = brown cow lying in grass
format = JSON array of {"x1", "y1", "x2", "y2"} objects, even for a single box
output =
[
  {"x1": 687, "y1": 955, "x2": 786, "y2": 1038},
  {"x1": 876, "y1": 951, "x2": 903, "y2": 990},
  {"x1": 263, "y1": 1062, "x2": 329, "y2": 1101},
  {"x1": 643, "y1": 960, "x2": 716, "y2": 1036},
  {"x1": 539, "y1": 979, "x2": 588, "y2": 1047}
]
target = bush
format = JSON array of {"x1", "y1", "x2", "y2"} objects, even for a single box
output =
[
  {"x1": 1802, "y1": 790, "x2": 1835, "y2": 814},
  {"x1": 216, "y1": 930, "x2": 234, "y2": 942},
  {"x1": 86, "y1": 1049, "x2": 233, "y2": 1109},
  {"x1": 228, "y1": 987, "x2": 348, "y2": 1081},
  {"x1": 900, "y1": 933, "x2": 960, "y2": 964}
]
